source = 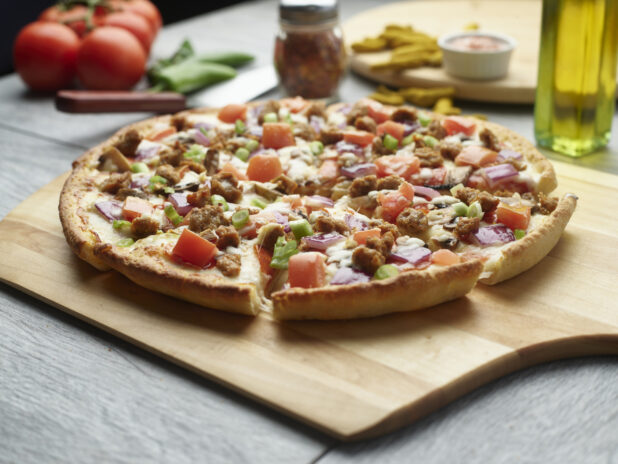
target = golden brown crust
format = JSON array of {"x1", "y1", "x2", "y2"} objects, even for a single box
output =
[
  {"x1": 272, "y1": 259, "x2": 483, "y2": 320},
  {"x1": 479, "y1": 194, "x2": 577, "y2": 285}
]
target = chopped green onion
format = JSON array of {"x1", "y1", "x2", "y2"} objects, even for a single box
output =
[
  {"x1": 310, "y1": 140, "x2": 324, "y2": 156},
  {"x1": 467, "y1": 201, "x2": 483, "y2": 219},
  {"x1": 183, "y1": 144, "x2": 207, "y2": 162},
  {"x1": 263, "y1": 112, "x2": 278, "y2": 123},
  {"x1": 423, "y1": 135, "x2": 438, "y2": 148},
  {"x1": 116, "y1": 238, "x2": 134, "y2": 247},
  {"x1": 418, "y1": 112, "x2": 431, "y2": 127},
  {"x1": 130, "y1": 162, "x2": 149, "y2": 173},
  {"x1": 450, "y1": 183, "x2": 465, "y2": 196},
  {"x1": 245, "y1": 139, "x2": 259, "y2": 152},
  {"x1": 199, "y1": 127, "x2": 209, "y2": 136},
  {"x1": 234, "y1": 119, "x2": 246, "y2": 135},
  {"x1": 383, "y1": 133, "x2": 399, "y2": 150},
  {"x1": 250, "y1": 197, "x2": 268, "y2": 209},
  {"x1": 149, "y1": 175, "x2": 168, "y2": 185},
  {"x1": 112, "y1": 220, "x2": 131, "y2": 231},
  {"x1": 270, "y1": 236, "x2": 298, "y2": 270},
  {"x1": 164, "y1": 204, "x2": 183, "y2": 226},
  {"x1": 452, "y1": 202, "x2": 469, "y2": 217},
  {"x1": 211, "y1": 194, "x2": 229, "y2": 211},
  {"x1": 235, "y1": 147, "x2": 250, "y2": 162},
  {"x1": 285, "y1": 114, "x2": 294, "y2": 125},
  {"x1": 514, "y1": 229, "x2": 526, "y2": 240},
  {"x1": 374, "y1": 264, "x2": 399, "y2": 280},
  {"x1": 401, "y1": 134, "x2": 413, "y2": 146},
  {"x1": 289, "y1": 219, "x2": 313, "y2": 240},
  {"x1": 232, "y1": 209, "x2": 250, "y2": 229},
  {"x1": 163, "y1": 186, "x2": 175, "y2": 194}
]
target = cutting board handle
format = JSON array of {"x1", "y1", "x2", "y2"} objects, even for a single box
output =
[{"x1": 55, "y1": 90, "x2": 187, "y2": 114}]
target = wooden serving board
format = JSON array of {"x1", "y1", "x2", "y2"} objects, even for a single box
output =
[
  {"x1": 1, "y1": 162, "x2": 617, "y2": 440},
  {"x1": 343, "y1": 0, "x2": 542, "y2": 103}
]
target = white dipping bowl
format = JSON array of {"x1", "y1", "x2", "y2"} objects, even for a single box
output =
[{"x1": 438, "y1": 32, "x2": 516, "y2": 80}]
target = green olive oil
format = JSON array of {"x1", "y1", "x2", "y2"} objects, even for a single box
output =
[{"x1": 534, "y1": 0, "x2": 618, "y2": 157}]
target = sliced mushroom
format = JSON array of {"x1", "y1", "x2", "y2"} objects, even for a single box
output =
[{"x1": 98, "y1": 146, "x2": 132, "y2": 172}]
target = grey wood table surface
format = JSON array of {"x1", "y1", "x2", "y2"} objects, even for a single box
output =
[{"x1": 1, "y1": 1, "x2": 617, "y2": 463}]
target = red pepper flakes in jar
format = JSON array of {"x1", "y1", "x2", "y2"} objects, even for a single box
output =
[{"x1": 275, "y1": 0, "x2": 347, "y2": 99}]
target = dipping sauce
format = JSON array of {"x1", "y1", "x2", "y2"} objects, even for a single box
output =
[{"x1": 448, "y1": 35, "x2": 508, "y2": 52}]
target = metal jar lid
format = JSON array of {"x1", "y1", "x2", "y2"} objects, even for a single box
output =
[{"x1": 279, "y1": 0, "x2": 339, "y2": 25}]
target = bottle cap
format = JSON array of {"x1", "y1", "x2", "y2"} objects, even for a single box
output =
[{"x1": 279, "y1": 0, "x2": 339, "y2": 25}]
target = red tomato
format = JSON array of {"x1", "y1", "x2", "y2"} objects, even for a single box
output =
[
  {"x1": 104, "y1": 12, "x2": 154, "y2": 53},
  {"x1": 110, "y1": 0, "x2": 162, "y2": 32},
  {"x1": 218, "y1": 103, "x2": 247, "y2": 123},
  {"x1": 426, "y1": 167, "x2": 447, "y2": 186},
  {"x1": 288, "y1": 252, "x2": 327, "y2": 289},
  {"x1": 220, "y1": 162, "x2": 248, "y2": 181},
  {"x1": 247, "y1": 154, "x2": 283, "y2": 182},
  {"x1": 376, "y1": 120, "x2": 405, "y2": 141},
  {"x1": 443, "y1": 116, "x2": 476, "y2": 136},
  {"x1": 496, "y1": 204, "x2": 531, "y2": 230},
  {"x1": 317, "y1": 160, "x2": 339, "y2": 180},
  {"x1": 122, "y1": 196, "x2": 153, "y2": 221},
  {"x1": 353, "y1": 228, "x2": 381, "y2": 245},
  {"x1": 365, "y1": 99, "x2": 391, "y2": 123},
  {"x1": 172, "y1": 229, "x2": 218, "y2": 268},
  {"x1": 39, "y1": 5, "x2": 98, "y2": 37},
  {"x1": 343, "y1": 130, "x2": 375, "y2": 147},
  {"x1": 378, "y1": 191, "x2": 411, "y2": 223},
  {"x1": 431, "y1": 249, "x2": 460, "y2": 266},
  {"x1": 262, "y1": 122, "x2": 295, "y2": 149},
  {"x1": 148, "y1": 127, "x2": 176, "y2": 141},
  {"x1": 77, "y1": 26, "x2": 146, "y2": 90},
  {"x1": 398, "y1": 181, "x2": 415, "y2": 201},
  {"x1": 280, "y1": 97, "x2": 309, "y2": 113},
  {"x1": 13, "y1": 22, "x2": 80, "y2": 91},
  {"x1": 374, "y1": 154, "x2": 421, "y2": 179},
  {"x1": 466, "y1": 174, "x2": 488, "y2": 190},
  {"x1": 455, "y1": 146, "x2": 498, "y2": 168}
]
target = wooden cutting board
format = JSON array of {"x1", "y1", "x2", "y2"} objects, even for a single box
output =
[
  {"x1": 1, "y1": 162, "x2": 617, "y2": 440},
  {"x1": 343, "y1": 0, "x2": 542, "y2": 103}
]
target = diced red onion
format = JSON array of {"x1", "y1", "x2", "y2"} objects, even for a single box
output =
[
  {"x1": 472, "y1": 224, "x2": 515, "y2": 247},
  {"x1": 130, "y1": 176, "x2": 149, "y2": 189},
  {"x1": 336, "y1": 140, "x2": 364, "y2": 157},
  {"x1": 310, "y1": 115, "x2": 325, "y2": 133},
  {"x1": 344, "y1": 214, "x2": 368, "y2": 231},
  {"x1": 135, "y1": 142, "x2": 161, "y2": 161},
  {"x1": 330, "y1": 267, "x2": 370, "y2": 285},
  {"x1": 305, "y1": 195, "x2": 334, "y2": 209},
  {"x1": 389, "y1": 246, "x2": 432, "y2": 266},
  {"x1": 497, "y1": 149, "x2": 523, "y2": 161},
  {"x1": 301, "y1": 232, "x2": 344, "y2": 251},
  {"x1": 481, "y1": 163, "x2": 519, "y2": 188},
  {"x1": 95, "y1": 200, "x2": 123, "y2": 221},
  {"x1": 193, "y1": 122, "x2": 215, "y2": 131},
  {"x1": 413, "y1": 185, "x2": 441, "y2": 199},
  {"x1": 337, "y1": 104, "x2": 352, "y2": 115},
  {"x1": 341, "y1": 163, "x2": 377, "y2": 179},
  {"x1": 273, "y1": 211, "x2": 291, "y2": 232},
  {"x1": 192, "y1": 129, "x2": 210, "y2": 146},
  {"x1": 168, "y1": 193, "x2": 194, "y2": 216},
  {"x1": 403, "y1": 122, "x2": 420, "y2": 136}
]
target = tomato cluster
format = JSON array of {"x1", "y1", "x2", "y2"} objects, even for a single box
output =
[{"x1": 13, "y1": 0, "x2": 162, "y2": 91}]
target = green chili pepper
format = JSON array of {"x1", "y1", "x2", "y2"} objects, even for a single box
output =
[
  {"x1": 374, "y1": 264, "x2": 399, "y2": 280},
  {"x1": 147, "y1": 39, "x2": 195, "y2": 85},
  {"x1": 130, "y1": 162, "x2": 149, "y2": 173},
  {"x1": 195, "y1": 51, "x2": 254, "y2": 68},
  {"x1": 112, "y1": 220, "x2": 131, "y2": 231},
  {"x1": 263, "y1": 112, "x2": 278, "y2": 123},
  {"x1": 514, "y1": 229, "x2": 526, "y2": 240},
  {"x1": 452, "y1": 202, "x2": 469, "y2": 217},
  {"x1": 156, "y1": 60, "x2": 237, "y2": 94},
  {"x1": 245, "y1": 139, "x2": 259, "y2": 152},
  {"x1": 401, "y1": 134, "x2": 413, "y2": 146},
  {"x1": 310, "y1": 141, "x2": 324, "y2": 155},
  {"x1": 116, "y1": 238, "x2": 135, "y2": 247},
  {"x1": 418, "y1": 112, "x2": 432, "y2": 127},
  {"x1": 235, "y1": 119, "x2": 246, "y2": 135},
  {"x1": 289, "y1": 219, "x2": 313, "y2": 240},
  {"x1": 232, "y1": 209, "x2": 250, "y2": 229},
  {"x1": 423, "y1": 135, "x2": 438, "y2": 148},
  {"x1": 183, "y1": 144, "x2": 207, "y2": 162},
  {"x1": 164, "y1": 204, "x2": 184, "y2": 226},
  {"x1": 211, "y1": 194, "x2": 229, "y2": 211},
  {"x1": 383, "y1": 133, "x2": 399, "y2": 150},
  {"x1": 250, "y1": 197, "x2": 268, "y2": 209},
  {"x1": 467, "y1": 201, "x2": 483, "y2": 219},
  {"x1": 270, "y1": 236, "x2": 298, "y2": 270}
]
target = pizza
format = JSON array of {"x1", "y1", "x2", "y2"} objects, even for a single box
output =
[{"x1": 59, "y1": 97, "x2": 577, "y2": 320}]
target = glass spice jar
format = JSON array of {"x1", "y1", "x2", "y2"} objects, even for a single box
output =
[{"x1": 274, "y1": 0, "x2": 347, "y2": 100}]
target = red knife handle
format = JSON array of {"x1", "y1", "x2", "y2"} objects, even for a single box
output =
[{"x1": 55, "y1": 90, "x2": 187, "y2": 113}]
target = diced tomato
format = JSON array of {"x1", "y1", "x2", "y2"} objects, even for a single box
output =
[
  {"x1": 426, "y1": 167, "x2": 447, "y2": 186},
  {"x1": 218, "y1": 103, "x2": 247, "y2": 123},
  {"x1": 282, "y1": 195, "x2": 304, "y2": 209},
  {"x1": 365, "y1": 99, "x2": 391, "y2": 123},
  {"x1": 256, "y1": 246, "x2": 274, "y2": 276},
  {"x1": 238, "y1": 221, "x2": 257, "y2": 239},
  {"x1": 496, "y1": 203, "x2": 531, "y2": 230},
  {"x1": 148, "y1": 127, "x2": 176, "y2": 142},
  {"x1": 443, "y1": 116, "x2": 476, "y2": 136},
  {"x1": 455, "y1": 146, "x2": 498, "y2": 168},
  {"x1": 353, "y1": 228, "x2": 381, "y2": 245},
  {"x1": 280, "y1": 96, "x2": 309, "y2": 113},
  {"x1": 288, "y1": 252, "x2": 327, "y2": 289},
  {"x1": 398, "y1": 181, "x2": 415, "y2": 201},
  {"x1": 413, "y1": 203, "x2": 431, "y2": 214},
  {"x1": 431, "y1": 249, "x2": 461, "y2": 266},
  {"x1": 378, "y1": 191, "x2": 411, "y2": 223},
  {"x1": 122, "y1": 196, "x2": 153, "y2": 221},
  {"x1": 376, "y1": 120, "x2": 405, "y2": 141},
  {"x1": 343, "y1": 130, "x2": 375, "y2": 147},
  {"x1": 247, "y1": 154, "x2": 283, "y2": 182},
  {"x1": 318, "y1": 159, "x2": 339, "y2": 180},
  {"x1": 262, "y1": 122, "x2": 295, "y2": 149},
  {"x1": 374, "y1": 154, "x2": 421, "y2": 179},
  {"x1": 220, "y1": 162, "x2": 248, "y2": 181},
  {"x1": 467, "y1": 174, "x2": 489, "y2": 190},
  {"x1": 172, "y1": 229, "x2": 218, "y2": 268}
]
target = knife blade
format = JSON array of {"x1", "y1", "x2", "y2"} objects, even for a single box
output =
[{"x1": 55, "y1": 65, "x2": 279, "y2": 114}]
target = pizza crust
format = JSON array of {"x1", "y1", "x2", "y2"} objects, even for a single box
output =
[{"x1": 479, "y1": 194, "x2": 577, "y2": 285}]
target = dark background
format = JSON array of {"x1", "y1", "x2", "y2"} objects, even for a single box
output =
[{"x1": 0, "y1": 1, "x2": 246, "y2": 76}]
